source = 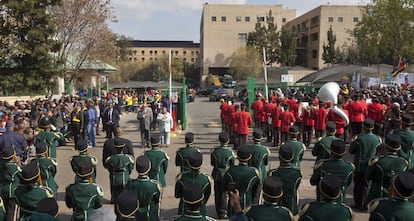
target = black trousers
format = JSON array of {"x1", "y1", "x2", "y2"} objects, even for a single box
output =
[
  {"x1": 238, "y1": 134, "x2": 247, "y2": 146},
  {"x1": 315, "y1": 129, "x2": 325, "y2": 138},
  {"x1": 214, "y1": 179, "x2": 227, "y2": 218},
  {"x1": 353, "y1": 172, "x2": 369, "y2": 210},
  {"x1": 273, "y1": 127, "x2": 280, "y2": 147},
  {"x1": 294, "y1": 122, "x2": 302, "y2": 139},
  {"x1": 4, "y1": 198, "x2": 17, "y2": 221},
  {"x1": 266, "y1": 123, "x2": 272, "y2": 142},
  {"x1": 254, "y1": 118, "x2": 261, "y2": 129},
  {"x1": 140, "y1": 129, "x2": 150, "y2": 147},
  {"x1": 110, "y1": 185, "x2": 125, "y2": 203},
  {"x1": 71, "y1": 122, "x2": 81, "y2": 150},
  {"x1": 350, "y1": 122, "x2": 363, "y2": 138},
  {"x1": 302, "y1": 125, "x2": 313, "y2": 146},
  {"x1": 281, "y1": 132, "x2": 289, "y2": 143},
  {"x1": 106, "y1": 123, "x2": 116, "y2": 138}
]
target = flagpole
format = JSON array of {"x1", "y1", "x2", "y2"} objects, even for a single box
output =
[
  {"x1": 169, "y1": 50, "x2": 172, "y2": 113},
  {"x1": 262, "y1": 47, "x2": 269, "y2": 101}
]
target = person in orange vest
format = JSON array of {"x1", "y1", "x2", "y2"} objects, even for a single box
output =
[{"x1": 237, "y1": 103, "x2": 252, "y2": 146}]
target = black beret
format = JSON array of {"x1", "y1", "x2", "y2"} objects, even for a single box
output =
[
  {"x1": 183, "y1": 183, "x2": 204, "y2": 205},
  {"x1": 262, "y1": 176, "x2": 283, "y2": 199},
  {"x1": 279, "y1": 144, "x2": 293, "y2": 162},
  {"x1": 136, "y1": 155, "x2": 151, "y2": 175},
  {"x1": 36, "y1": 141, "x2": 48, "y2": 156},
  {"x1": 289, "y1": 125, "x2": 299, "y2": 134},
  {"x1": 385, "y1": 133, "x2": 401, "y2": 151},
  {"x1": 39, "y1": 117, "x2": 51, "y2": 128},
  {"x1": 116, "y1": 190, "x2": 139, "y2": 218},
  {"x1": 363, "y1": 118, "x2": 375, "y2": 130},
  {"x1": 76, "y1": 138, "x2": 88, "y2": 152},
  {"x1": 331, "y1": 140, "x2": 346, "y2": 156},
  {"x1": 21, "y1": 161, "x2": 40, "y2": 182},
  {"x1": 150, "y1": 134, "x2": 160, "y2": 146},
  {"x1": 402, "y1": 114, "x2": 414, "y2": 125},
  {"x1": 185, "y1": 132, "x2": 194, "y2": 144},
  {"x1": 219, "y1": 132, "x2": 230, "y2": 144},
  {"x1": 114, "y1": 137, "x2": 126, "y2": 149},
  {"x1": 237, "y1": 145, "x2": 252, "y2": 161},
  {"x1": 2, "y1": 145, "x2": 14, "y2": 160},
  {"x1": 36, "y1": 198, "x2": 59, "y2": 217},
  {"x1": 188, "y1": 151, "x2": 203, "y2": 169},
  {"x1": 394, "y1": 171, "x2": 414, "y2": 198},
  {"x1": 326, "y1": 121, "x2": 336, "y2": 133},
  {"x1": 319, "y1": 174, "x2": 341, "y2": 200},
  {"x1": 76, "y1": 161, "x2": 94, "y2": 177},
  {"x1": 253, "y1": 128, "x2": 263, "y2": 141}
]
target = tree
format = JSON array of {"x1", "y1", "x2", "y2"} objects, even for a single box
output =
[
  {"x1": 247, "y1": 10, "x2": 280, "y2": 64},
  {"x1": 322, "y1": 26, "x2": 337, "y2": 64},
  {"x1": 353, "y1": 0, "x2": 414, "y2": 67},
  {"x1": 130, "y1": 55, "x2": 184, "y2": 82},
  {"x1": 279, "y1": 27, "x2": 297, "y2": 66},
  {"x1": 228, "y1": 46, "x2": 261, "y2": 80},
  {"x1": 0, "y1": 0, "x2": 63, "y2": 95},
  {"x1": 114, "y1": 34, "x2": 133, "y2": 62},
  {"x1": 50, "y1": 0, "x2": 118, "y2": 84}
]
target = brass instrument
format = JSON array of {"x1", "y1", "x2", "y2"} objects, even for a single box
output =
[{"x1": 318, "y1": 82, "x2": 350, "y2": 126}]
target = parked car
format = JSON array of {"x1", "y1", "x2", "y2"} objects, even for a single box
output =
[
  {"x1": 197, "y1": 85, "x2": 219, "y2": 97},
  {"x1": 223, "y1": 78, "x2": 236, "y2": 88},
  {"x1": 209, "y1": 89, "x2": 231, "y2": 101}
]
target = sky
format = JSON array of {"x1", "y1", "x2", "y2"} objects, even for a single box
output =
[{"x1": 108, "y1": 0, "x2": 370, "y2": 42}]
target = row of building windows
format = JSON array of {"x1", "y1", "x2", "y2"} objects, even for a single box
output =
[
  {"x1": 328, "y1": 16, "x2": 359, "y2": 23},
  {"x1": 129, "y1": 57, "x2": 198, "y2": 63},
  {"x1": 131, "y1": 50, "x2": 199, "y2": 56},
  {"x1": 211, "y1": 16, "x2": 286, "y2": 23}
]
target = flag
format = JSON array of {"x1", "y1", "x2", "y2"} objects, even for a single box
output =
[{"x1": 392, "y1": 59, "x2": 407, "y2": 77}]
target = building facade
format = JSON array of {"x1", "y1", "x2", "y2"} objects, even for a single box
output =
[
  {"x1": 285, "y1": 5, "x2": 364, "y2": 70},
  {"x1": 128, "y1": 40, "x2": 200, "y2": 65},
  {"x1": 200, "y1": 4, "x2": 296, "y2": 83}
]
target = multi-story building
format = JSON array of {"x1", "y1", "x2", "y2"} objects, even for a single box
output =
[
  {"x1": 200, "y1": 4, "x2": 296, "y2": 83},
  {"x1": 285, "y1": 5, "x2": 364, "y2": 70},
  {"x1": 128, "y1": 40, "x2": 200, "y2": 65}
]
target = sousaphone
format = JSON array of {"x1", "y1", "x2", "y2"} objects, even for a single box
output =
[{"x1": 318, "y1": 82, "x2": 349, "y2": 126}]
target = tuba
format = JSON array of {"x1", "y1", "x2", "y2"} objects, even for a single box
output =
[{"x1": 318, "y1": 82, "x2": 350, "y2": 126}]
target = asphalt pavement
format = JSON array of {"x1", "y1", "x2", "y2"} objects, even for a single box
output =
[{"x1": 53, "y1": 96, "x2": 369, "y2": 220}]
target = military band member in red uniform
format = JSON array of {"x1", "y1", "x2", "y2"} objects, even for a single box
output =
[
  {"x1": 280, "y1": 104, "x2": 296, "y2": 143},
  {"x1": 347, "y1": 94, "x2": 367, "y2": 137},
  {"x1": 301, "y1": 102, "x2": 315, "y2": 147},
  {"x1": 251, "y1": 95, "x2": 263, "y2": 129},
  {"x1": 271, "y1": 98, "x2": 283, "y2": 147},
  {"x1": 367, "y1": 98, "x2": 386, "y2": 135},
  {"x1": 236, "y1": 103, "x2": 252, "y2": 146},
  {"x1": 313, "y1": 102, "x2": 327, "y2": 138}
]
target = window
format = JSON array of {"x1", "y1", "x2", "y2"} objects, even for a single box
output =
[
  {"x1": 282, "y1": 18, "x2": 286, "y2": 23},
  {"x1": 245, "y1": 16, "x2": 250, "y2": 22},
  {"x1": 175, "y1": 51, "x2": 178, "y2": 56},
  {"x1": 149, "y1": 50, "x2": 153, "y2": 55},
  {"x1": 221, "y1": 16, "x2": 226, "y2": 22},
  {"x1": 236, "y1": 16, "x2": 241, "y2": 22},
  {"x1": 150, "y1": 57, "x2": 153, "y2": 61},
  {"x1": 353, "y1": 17, "x2": 359, "y2": 22},
  {"x1": 328, "y1": 17, "x2": 333, "y2": 22},
  {"x1": 211, "y1": 16, "x2": 216, "y2": 22},
  {"x1": 310, "y1": 16, "x2": 319, "y2": 26},
  {"x1": 191, "y1": 58, "x2": 195, "y2": 62},
  {"x1": 183, "y1": 51, "x2": 187, "y2": 56},
  {"x1": 134, "y1": 57, "x2": 137, "y2": 61},
  {"x1": 129, "y1": 57, "x2": 132, "y2": 61},
  {"x1": 196, "y1": 51, "x2": 199, "y2": 55},
  {"x1": 133, "y1": 50, "x2": 137, "y2": 55},
  {"x1": 154, "y1": 50, "x2": 158, "y2": 55},
  {"x1": 312, "y1": 50, "x2": 318, "y2": 59},
  {"x1": 141, "y1": 50, "x2": 145, "y2": 55},
  {"x1": 238, "y1": 33, "x2": 248, "y2": 43},
  {"x1": 191, "y1": 51, "x2": 194, "y2": 56},
  {"x1": 311, "y1": 33, "x2": 318, "y2": 41},
  {"x1": 267, "y1": 17, "x2": 274, "y2": 22},
  {"x1": 141, "y1": 58, "x2": 145, "y2": 61},
  {"x1": 162, "y1": 51, "x2": 166, "y2": 54},
  {"x1": 183, "y1": 58, "x2": 187, "y2": 62},
  {"x1": 258, "y1": 16, "x2": 265, "y2": 22},
  {"x1": 338, "y1": 17, "x2": 343, "y2": 22}
]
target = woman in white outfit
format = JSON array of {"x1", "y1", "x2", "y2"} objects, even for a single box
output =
[{"x1": 157, "y1": 107, "x2": 173, "y2": 147}]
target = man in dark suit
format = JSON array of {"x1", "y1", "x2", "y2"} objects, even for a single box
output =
[
  {"x1": 102, "y1": 127, "x2": 134, "y2": 166},
  {"x1": 103, "y1": 102, "x2": 120, "y2": 139}
]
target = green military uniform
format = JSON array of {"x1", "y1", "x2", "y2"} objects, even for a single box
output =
[
  {"x1": 127, "y1": 156, "x2": 161, "y2": 221},
  {"x1": 246, "y1": 202, "x2": 293, "y2": 221},
  {"x1": 299, "y1": 174, "x2": 353, "y2": 221},
  {"x1": 249, "y1": 142, "x2": 270, "y2": 183},
  {"x1": 0, "y1": 159, "x2": 21, "y2": 202},
  {"x1": 70, "y1": 139, "x2": 97, "y2": 184},
  {"x1": 282, "y1": 139, "x2": 306, "y2": 169},
  {"x1": 368, "y1": 171, "x2": 414, "y2": 221},
  {"x1": 394, "y1": 114, "x2": 414, "y2": 169},
  {"x1": 172, "y1": 183, "x2": 208, "y2": 221},
  {"x1": 223, "y1": 146, "x2": 259, "y2": 216},
  {"x1": 144, "y1": 147, "x2": 169, "y2": 188},
  {"x1": 35, "y1": 131, "x2": 60, "y2": 159},
  {"x1": 30, "y1": 197, "x2": 60, "y2": 221},
  {"x1": 210, "y1": 132, "x2": 236, "y2": 218},
  {"x1": 31, "y1": 157, "x2": 58, "y2": 194},
  {"x1": 15, "y1": 162, "x2": 54, "y2": 221},
  {"x1": 104, "y1": 153, "x2": 134, "y2": 203},
  {"x1": 65, "y1": 161, "x2": 103, "y2": 221},
  {"x1": 349, "y1": 118, "x2": 382, "y2": 210},
  {"x1": 115, "y1": 190, "x2": 141, "y2": 221},
  {"x1": 310, "y1": 159, "x2": 354, "y2": 202},
  {"x1": 269, "y1": 165, "x2": 302, "y2": 215},
  {"x1": 366, "y1": 154, "x2": 408, "y2": 203},
  {"x1": 176, "y1": 133, "x2": 200, "y2": 172},
  {"x1": 175, "y1": 171, "x2": 212, "y2": 216},
  {"x1": 312, "y1": 135, "x2": 338, "y2": 163}
]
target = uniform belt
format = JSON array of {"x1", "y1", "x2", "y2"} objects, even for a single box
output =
[{"x1": 72, "y1": 119, "x2": 81, "y2": 122}]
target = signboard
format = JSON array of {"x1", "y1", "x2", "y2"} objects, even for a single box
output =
[
  {"x1": 170, "y1": 92, "x2": 179, "y2": 103},
  {"x1": 281, "y1": 75, "x2": 293, "y2": 83}
]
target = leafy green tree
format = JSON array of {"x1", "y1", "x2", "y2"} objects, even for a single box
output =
[
  {"x1": 247, "y1": 10, "x2": 280, "y2": 64},
  {"x1": 115, "y1": 35, "x2": 133, "y2": 62},
  {"x1": 131, "y1": 55, "x2": 184, "y2": 82},
  {"x1": 353, "y1": 0, "x2": 414, "y2": 66},
  {"x1": 0, "y1": 0, "x2": 62, "y2": 95},
  {"x1": 228, "y1": 46, "x2": 261, "y2": 80},
  {"x1": 322, "y1": 26, "x2": 337, "y2": 64},
  {"x1": 279, "y1": 27, "x2": 297, "y2": 66}
]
